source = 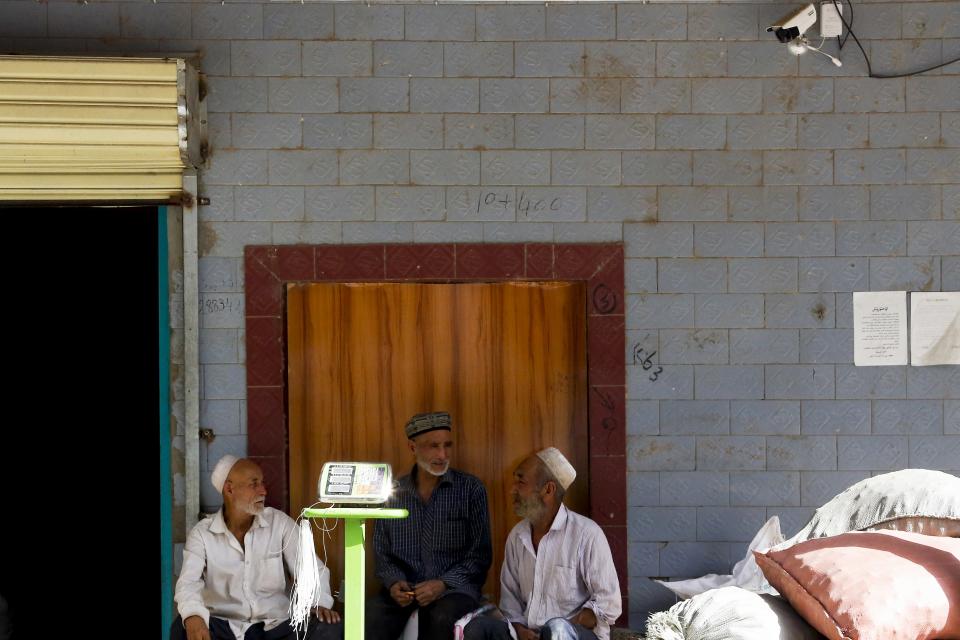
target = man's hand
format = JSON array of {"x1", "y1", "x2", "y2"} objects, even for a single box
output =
[
  {"x1": 413, "y1": 579, "x2": 446, "y2": 606},
  {"x1": 512, "y1": 622, "x2": 539, "y2": 640},
  {"x1": 313, "y1": 607, "x2": 341, "y2": 624},
  {"x1": 571, "y1": 608, "x2": 597, "y2": 629},
  {"x1": 389, "y1": 580, "x2": 415, "y2": 607},
  {"x1": 183, "y1": 615, "x2": 211, "y2": 640}
]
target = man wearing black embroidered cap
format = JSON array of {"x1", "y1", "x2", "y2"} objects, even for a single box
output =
[{"x1": 366, "y1": 411, "x2": 493, "y2": 640}]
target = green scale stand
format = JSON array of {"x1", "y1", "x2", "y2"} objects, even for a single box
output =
[{"x1": 302, "y1": 507, "x2": 408, "y2": 640}]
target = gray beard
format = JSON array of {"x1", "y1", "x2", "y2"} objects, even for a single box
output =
[
  {"x1": 514, "y1": 496, "x2": 547, "y2": 522},
  {"x1": 418, "y1": 460, "x2": 449, "y2": 477}
]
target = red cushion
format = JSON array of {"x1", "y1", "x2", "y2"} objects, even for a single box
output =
[{"x1": 755, "y1": 529, "x2": 960, "y2": 640}]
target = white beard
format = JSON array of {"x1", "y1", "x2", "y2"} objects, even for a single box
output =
[{"x1": 418, "y1": 459, "x2": 449, "y2": 477}]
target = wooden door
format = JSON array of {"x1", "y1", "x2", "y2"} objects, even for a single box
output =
[{"x1": 287, "y1": 281, "x2": 588, "y2": 601}]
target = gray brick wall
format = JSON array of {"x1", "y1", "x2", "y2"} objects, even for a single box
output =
[{"x1": 28, "y1": 0, "x2": 957, "y2": 629}]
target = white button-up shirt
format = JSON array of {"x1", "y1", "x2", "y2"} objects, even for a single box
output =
[
  {"x1": 175, "y1": 507, "x2": 333, "y2": 640},
  {"x1": 499, "y1": 505, "x2": 621, "y2": 640}
]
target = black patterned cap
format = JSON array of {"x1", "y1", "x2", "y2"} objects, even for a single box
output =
[{"x1": 405, "y1": 411, "x2": 452, "y2": 439}]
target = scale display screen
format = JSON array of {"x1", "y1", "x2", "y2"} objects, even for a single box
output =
[{"x1": 318, "y1": 462, "x2": 393, "y2": 504}]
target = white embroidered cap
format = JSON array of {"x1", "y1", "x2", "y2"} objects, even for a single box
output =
[
  {"x1": 211, "y1": 454, "x2": 239, "y2": 494},
  {"x1": 535, "y1": 447, "x2": 576, "y2": 490}
]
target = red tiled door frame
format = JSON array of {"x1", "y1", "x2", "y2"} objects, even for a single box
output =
[{"x1": 243, "y1": 242, "x2": 628, "y2": 618}]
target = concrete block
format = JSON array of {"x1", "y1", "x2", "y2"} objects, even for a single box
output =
[
  {"x1": 799, "y1": 186, "x2": 869, "y2": 221},
  {"x1": 517, "y1": 115, "x2": 585, "y2": 149},
  {"x1": 374, "y1": 42, "x2": 442, "y2": 77},
  {"x1": 482, "y1": 79, "x2": 550, "y2": 113},
  {"x1": 908, "y1": 221, "x2": 960, "y2": 256},
  {"x1": 768, "y1": 435, "x2": 837, "y2": 470},
  {"x1": 660, "y1": 400, "x2": 730, "y2": 434},
  {"x1": 765, "y1": 223, "x2": 834, "y2": 257},
  {"x1": 728, "y1": 42, "x2": 798, "y2": 76},
  {"x1": 335, "y1": 4, "x2": 403, "y2": 40},
  {"x1": 728, "y1": 258, "x2": 797, "y2": 293},
  {"x1": 870, "y1": 257, "x2": 940, "y2": 291},
  {"x1": 411, "y1": 151, "x2": 479, "y2": 186},
  {"x1": 697, "y1": 436, "x2": 765, "y2": 470},
  {"x1": 476, "y1": 5, "x2": 545, "y2": 41},
  {"x1": 696, "y1": 366, "x2": 764, "y2": 400},
  {"x1": 628, "y1": 470, "x2": 660, "y2": 505},
  {"x1": 870, "y1": 186, "x2": 941, "y2": 221},
  {"x1": 548, "y1": 5, "x2": 616, "y2": 40},
  {"x1": 628, "y1": 294, "x2": 695, "y2": 329},
  {"x1": 447, "y1": 187, "x2": 516, "y2": 222},
  {"x1": 836, "y1": 149, "x2": 906, "y2": 185},
  {"x1": 661, "y1": 187, "x2": 727, "y2": 222},
  {"x1": 235, "y1": 186, "x2": 304, "y2": 221},
  {"x1": 445, "y1": 115, "x2": 514, "y2": 150},
  {"x1": 192, "y1": 4, "x2": 262, "y2": 40},
  {"x1": 516, "y1": 42, "x2": 584, "y2": 77},
  {"x1": 374, "y1": 114, "x2": 443, "y2": 150},
  {"x1": 414, "y1": 223, "x2": 483, "y2": 244},
  {"x1": 233, "y1": 114, "x2": 301, "y2": 149},
  {"x1": 626, "y1": 259, "x2": 658, "y2": 294},
  {"x1": 552, "y1": 151, "x2": 621, "y2": 186},
  {"x1": 342, "y1": 222, "x2": 413, "y2": 244},
  {"x1": 659, "y1": 259, "x2": 726, "y2": 293},
  {"x1": 263, "y1": 3, "x2": 332, "y2": 40},
  {"x1": 303, "y1": 42, "x2": 372, "y2": 76},
  {"x1": 694, "y1": 223, "x2": 763, "y2": 257},
  {"x1": 657, "y1": 43, "x2": 727, "y2": 77},
  {"x1": 799, "y1": 257, "x2": 869, "y2": 292},
  {"x1": 869, "y1": 113, "x2": 939, "y2": 148},
  {"x1": 731, "y1": 400, "x2": 800, "y2": 435},
  {"x1": 199, "y1": 222, "x2": 271, "y2": 258},
  {"x1": 516, "y1": 188, "x2": 587, "y2": 223},
  {"x1": 375, "y1": 187, "x2": 445, "y2": 221},
  {"x1": 698, "y1": 508, "x2": 770, "y2": 543},
  {"x1": 272, "y1": 223, "x2": 341, "y2": 245},
  {"x1": 269, "y1": 151, "x2": 338, "y2": 186},
  {"x1": 907, "y1": 77, "x2": 960, "y2": 111},
  {"x1": 121, "y1": 3, "x2": 191, "y2": 39},
  {"x1": 618, "y1": 4, "x2": 686, "y2": 40},
  {"x1": 303, "y1": 115, "x2": 372, "y2": 150},
  {"x1": 586, "y1": 115, "x2": 654, "y2": 150},
  {"x1": 629, "y1": 363, "x2": 695, "y2": 400},
  {"x1": 623, "y1": 152, "x2": 692, "y2": 186},
  {"x1": 444, "y1": 43, "x2": 513, "y2": 78},
  {"x1": 908, "y1": 366, "x2": 960, "y2": 400},
  {"x1": 340, "y1": 150, "x2": 408, "y2": 186},
  {"x1": 836, "y1": 365, "x2": 907, "y2": 399},
  {"x1": 908, "y1": 149, "x2": 960, "y2": 185},
  {"x1": 585, "y1": 43, "x2": 656, "y2": 77},
  {"x1": 589, "y1": 188, "x2": 657, "y2": 223},
  {"x1": 629, "y1": 507, "x2": 697, "y2": 542},
  {"x1": 480, "y1": 151, "x2": 550, "y2": 185},
  {"x1": 204, "y1": 150, "x2": 269, "y2": 186},
  {"x1": 730, "y1": 187, "x2": 798, "y2": 222},
  {"x1": 799, "y1": 329, "x2": 853, "y2": 364},
  {"x1": 730, "y1": 472, "x2": 800, "y2": 506},
  {"x1": 206, "y1": 77, "x2": 268, "y2": 114},
  {"x1": 801, "y1": 471, "x2": 870, "y2": 506},
  {"x1": 798, "y1": 114, "x2": 868, "y2": 149},
  {"x1": 231, "y1": 41, "x2": 299, "y2": 77},
  {"x1": 621, "y1": 79, "x2": 691, "y2": 114},
  {"x1": 802, "y1": 400, "x2": 871, "y2": 435},
  {"x1": 694, "y1": 294, "x2": 764, "y2": 329},
  {"x1": 657, "y1": 115, "x2": 726, "y2": 150},
  {"x1": 763, "y1": 79, "x2": 834, "y2": 113},
  {"x1": 550, "y1": 79, "x2": 620, "y2": 114},
  {"x1": 838, "y1": 436, "x2": 908, "y2": 470},
  {"x1": 766, "y1": 365, "x2": 836, "y2": 400},
  {"x1": 688, "y1": 4, "x2": 758, "y2": 40},
  {"x1": 693, "y1": 79, "x2": 762, "y2": 114},
  {"x1": 729, "y1": 330, "x2": 799, "y2": 365},
  {"x1": 694, "y1": 151, "x2": 763, "y2": 187},
  {"x1": 411, "y1": 79, "x2": 479, "y2": 114},
  {"x1": 873, "y1": 400, "x2": 943, "y2": 435},
  {"x1": 555, "y1": 222, "x2": 621, "y2": 243},
  {"x1": 340, "y1": 78, "x2": 408, "y2": 113},
  {"x1": 764, "y1": 151, "x2": 833, "y2": 186},
  {"x1": 204, "y1": 364, "x2": 247, "y2": 400},
  {"x1": 909, "y1": 436, "x2": 960, "y2": 471},
  {"x1": 306, "y1": 187, "x2": 375, "y2": 222},
  {"x1": 728, "y1": 115, "x2": 797, "y2": 150},
  {"x1": 628, "y1": 436, "x2": 696, "y2": 471},
  {"x1": 482, "y1": 223, "x2": 553, "y2": 243},
  {"x1": 765, "y1": 293, "x2": 836, "y2": 329},
  {"x1": 405, "y1": 5, "x2": 475, "y2": 41},
  {"x1": 836, "y1": 78, "x2": 905, "y2": 113},
  {"x1": 627, "y1": 400, "x2": 660, "y2": 436},
  {"x1": 660, "y1": 472, "x2": 729, "y2": 506}
]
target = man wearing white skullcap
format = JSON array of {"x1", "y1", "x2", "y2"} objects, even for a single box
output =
[
  {"x1": 465, "y1": 448, "x2": 621, "y2": 640},
  {"x1": 172, "y1": 456, "x2": 343, "y2": 640}
]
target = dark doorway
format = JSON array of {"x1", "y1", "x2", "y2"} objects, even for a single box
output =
[{"x1": 0, "y1": 206, "x2": 160, "y2": 634}]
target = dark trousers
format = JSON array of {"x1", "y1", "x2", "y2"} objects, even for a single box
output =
[
  {"x1": 365, "y1": 590, "x2": 478, "y2": 640},
  {"x1": 463, "y1": 616, "x2": 597, "y2": 640},
  {"x1": 170, "y1": 615, "x2": 344, "y2": 640}
]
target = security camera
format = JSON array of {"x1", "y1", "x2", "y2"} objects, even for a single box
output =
[{"x1": 767, "y1": 3, "x2": 817, "y2": 42}]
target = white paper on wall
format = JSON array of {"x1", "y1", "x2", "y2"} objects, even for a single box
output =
[
  {"x1": 910, "y1": 292, "x2": 960, "y2": 366},
  {"x1": 853, "y1": 291, "x2": 908, "y2": 366}
]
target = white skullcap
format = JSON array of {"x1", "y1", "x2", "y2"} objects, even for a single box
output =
[
  {"x1": 211, "y1": 454, "x2": 239, "y2": 495},
  {"x1": 535, "y1": 447, "x2": 576, "y2": 490}
]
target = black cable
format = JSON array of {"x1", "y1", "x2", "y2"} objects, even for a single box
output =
[
  {"x1": 830, "y1": 0, "x2": 960, "y2": 77},
  {"x1": 838, "y1": 0, "x2": 853, "y2": 49}
]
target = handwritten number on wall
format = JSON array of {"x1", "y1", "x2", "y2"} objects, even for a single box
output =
[{"x1": 632, "y1": 345, "x2": 663, "y2": 382}]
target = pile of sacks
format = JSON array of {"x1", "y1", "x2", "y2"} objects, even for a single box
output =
[{"x1": 644, "y1": 469, "x2": 960, "y2": 640}]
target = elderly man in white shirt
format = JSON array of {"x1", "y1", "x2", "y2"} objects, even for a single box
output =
[
  {"x1": 465, "y1": 448, "x2": 621, "y2": 640},
  {"x1": 171, "y1": 455, "x2": 343, "y2": 640}
]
